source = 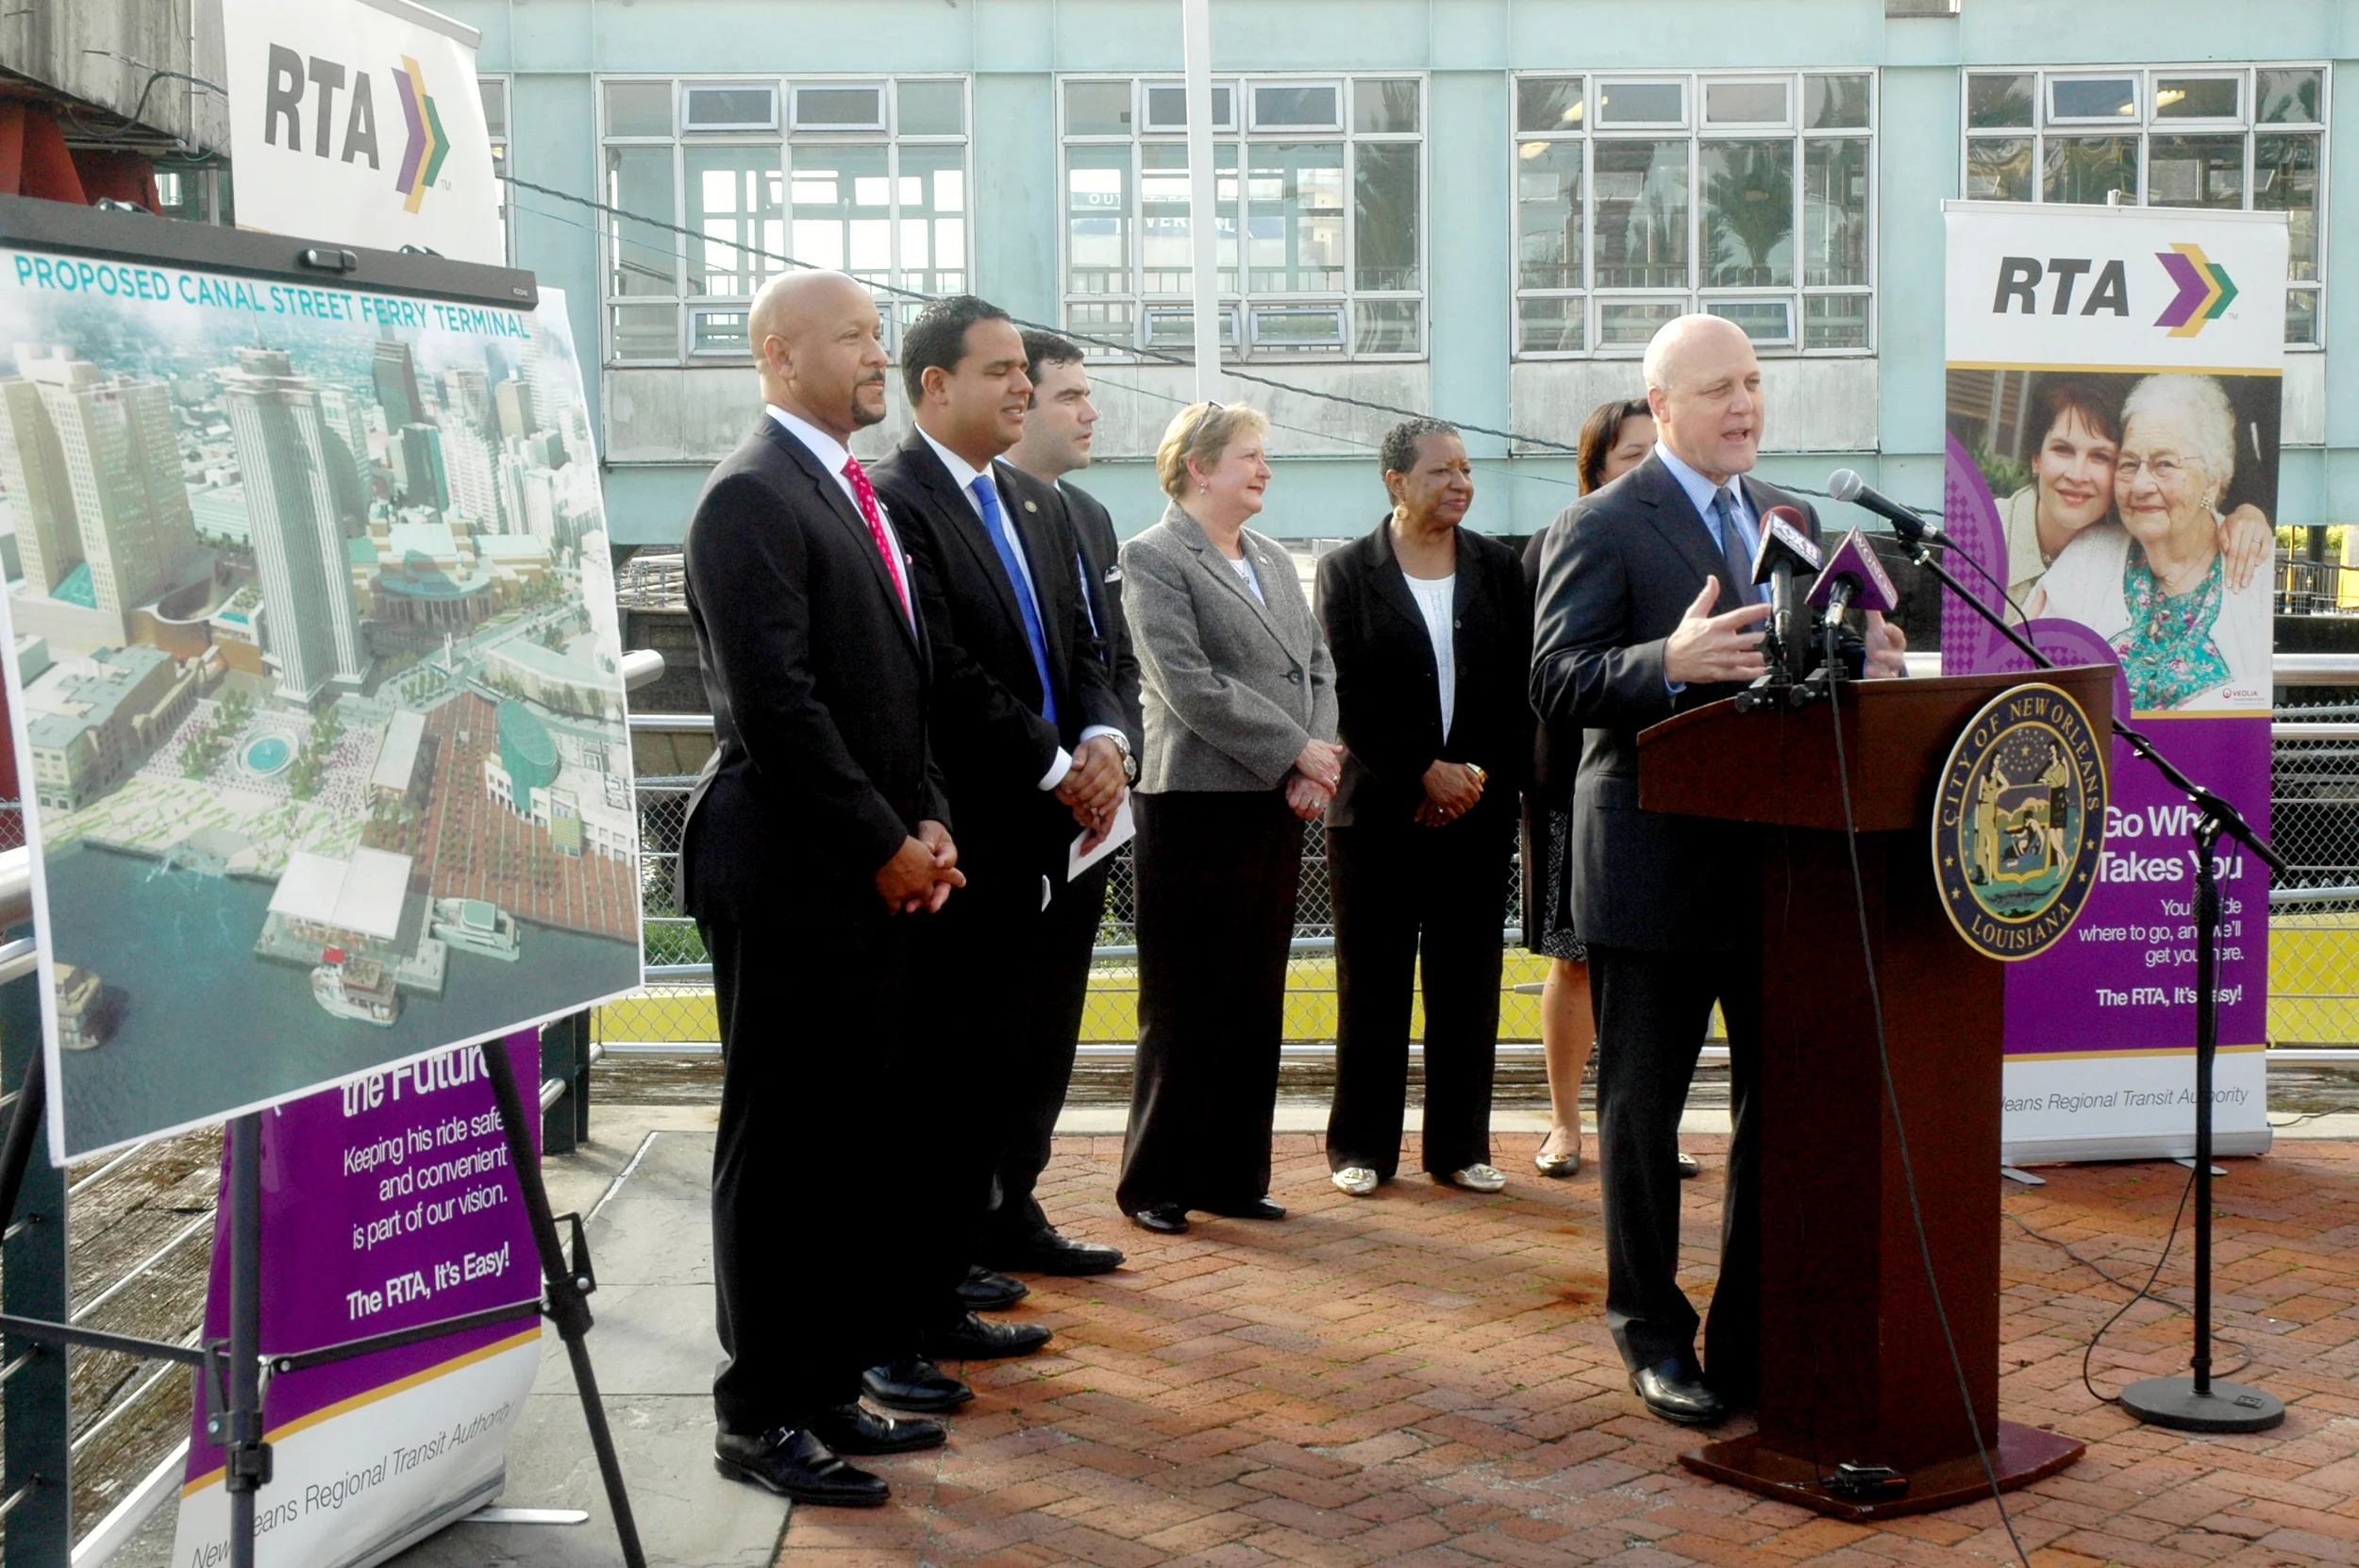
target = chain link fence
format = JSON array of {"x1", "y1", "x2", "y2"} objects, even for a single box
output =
[{"x1": 2268, "y1": 692, "x2": 2359, "y2": 1045}]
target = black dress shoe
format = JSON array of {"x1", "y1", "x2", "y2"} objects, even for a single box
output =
[
  {"x1": 981, "y1": 1231, "x2": 1127, "y2": 1276},
  {"x1": 810, "y1": 1402, "x2": 946, "y2": 1456},
  {"x1": 1207, "y1": 1196, "x2": 1286, "y2": 1221},
  {"x1": 1130, "y1": 1203, "x2": 1190, "y2": 1234},
  {"x1": 861, "y1": 1355, "x2": 974, "y2": 1413},
  {"x1": 1630, "y1": 1359, "x2": 1726, "y2": 1427},
  {"x1": 1676, "y1": 1151, "x2": 1701, "y2": 1179},
  {"x1": 921, "y1": 1310, "x2": 1051, "y2": 1359},
  {"x1": 714, "y1": 1426, "x2": 888, "y2": 1507},
  {"x1": 958, "y1": 1264, "x2": 1029, "y2": 1311}
]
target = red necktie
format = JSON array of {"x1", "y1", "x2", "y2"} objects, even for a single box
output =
[{"x1": 840, "y1": 454, "x2": 911, "y2": 619}]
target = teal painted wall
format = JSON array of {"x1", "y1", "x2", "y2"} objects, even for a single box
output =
[{"x1": 450, "y1": 0, "x2": 2356, "y2": 545}]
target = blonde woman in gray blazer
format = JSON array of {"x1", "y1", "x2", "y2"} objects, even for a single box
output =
[{"x1": 1114, "y1": 402, "x2": 1339, "y2": 1236}]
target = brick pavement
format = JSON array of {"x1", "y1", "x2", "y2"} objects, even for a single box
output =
[{"x1": 778, "y1": 1132, "x2": 2359, "y2": 1568}]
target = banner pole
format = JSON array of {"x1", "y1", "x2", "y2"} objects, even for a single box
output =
[{"x1": 223, "y1": 1113, "x2": 268, "y2": 1568}]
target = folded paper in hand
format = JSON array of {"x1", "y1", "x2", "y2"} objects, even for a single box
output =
[{"x1": 1068, "y1": 796, "x2": 1136, "y2": 880}]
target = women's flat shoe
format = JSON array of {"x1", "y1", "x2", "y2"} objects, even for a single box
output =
[
  {"x1": 1448, "y1": 1163, "x2": 1508, "y2": 1193},
  {"x1": 1130, "y1": 1203, "x2": 1190, "y2": 1234},
  {"x1": 1331, "y1": 1166, "x2": 1380, "y2": 1197},
  {"x1": 1533, "y1": 1140, "x2": 1581, "y2": 1178},
  {"x1": 1677, "y1": 1151, "x2": 1701, "y2": 1179}
]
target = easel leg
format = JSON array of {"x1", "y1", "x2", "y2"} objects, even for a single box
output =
[{"x1": 480, "y1": 1035, "x2": 648, "y2": 1568}]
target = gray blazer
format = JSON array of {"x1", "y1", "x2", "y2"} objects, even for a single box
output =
[{"x1": 1120, "y1": 503, "x2": 1337, "y2": 793}]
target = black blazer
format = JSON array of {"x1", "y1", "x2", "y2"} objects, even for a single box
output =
[
  {"x1": 1529, "y1": 454, "x2": 1822, "y2": 951},
  {"x1": 679, "y1": 417, "x2": 949, "y2": 927},
  {"x1": 1061, "y1": 478, "x2": 1145, "y2": 752},
  {"x1": 1316, "y1": 517, "x2": 1531, "y2": 832},
  {"x1": 871, "y1": 430, "x2": 1122, "y2": 864}
]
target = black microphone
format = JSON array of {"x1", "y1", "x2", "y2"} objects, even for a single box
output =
[
  {"x1": 1827, "y1": 469, "x2": 1940, "y2": 544},
  {"x1": 1752, "y1": 506, "x2": 1822, "y2": 687}
]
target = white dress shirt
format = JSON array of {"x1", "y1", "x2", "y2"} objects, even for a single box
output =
[
  {"x1": 1404, "y1": 572, "x2": 1457, "y2": 739},
  {"x1": 914, "y1": 426, "x2": 1123, "y2": 790},
  {"x1": 763, "y1": 404, "x2": 914, "y2": 634}
]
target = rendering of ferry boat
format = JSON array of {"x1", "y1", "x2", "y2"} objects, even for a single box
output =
[
  {"x1": 313, "y1": 949, "x2": 398, "y2": 1026},
  {"x1": 432, "y1": 897, "x2": 521, "y2": 961}
]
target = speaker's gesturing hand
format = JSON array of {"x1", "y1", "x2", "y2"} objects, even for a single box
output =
[{"x1": 1663, "y1": 577, "x2": 1772, "y2": 687}]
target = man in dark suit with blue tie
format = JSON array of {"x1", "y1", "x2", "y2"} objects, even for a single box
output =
[
  {"x1": 680, "y1": 270, "x2": 965, "y2": 1506},
  {"x1": 863, "y1": 297, "x2": 1130, "y2": 1412},
  {"x1": 1530, "y1": 313, "x2": 1907, "y2": 1429}
]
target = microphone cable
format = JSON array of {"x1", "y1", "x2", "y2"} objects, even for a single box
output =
[{"x1": 1821, "y1": 629, "x2": 2034, "y2": 1568}]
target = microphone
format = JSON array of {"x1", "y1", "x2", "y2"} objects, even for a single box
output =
[
  {"x1": 1806, "y1": 527, "x2": 1899, "y2": 622},
  {"x1": 1752, "y1": 506, "x2": 1822, "y2": 685},
  {"x1": 1827, "y1": 469, "x2": 1940, "y2": 544}
]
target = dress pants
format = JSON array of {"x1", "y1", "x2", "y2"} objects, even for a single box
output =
[
  {"x1": 980, "y1": 855, "x2": 1112, "y2": 1248},
  {"x1": 1325, "y1": 819, "x2": 1513, "y2": 1180},
  {"x1": 702, "y1": 908, "x2": 914, "y2": 1435},
  {"x1": 907, "y1": 839, "x2": 1046, "y2": 1332},
  {"x1": 1116, "y1": 790, "x2": 1303, "y2": 1214},
  {"x1": 1588, "y1": 942, "x2": 1763, "y2": 1395}
]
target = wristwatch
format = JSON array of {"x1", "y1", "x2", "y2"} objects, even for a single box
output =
[{"x1": 1108, "y1": 730, "x2": 1138, "y2": 782}]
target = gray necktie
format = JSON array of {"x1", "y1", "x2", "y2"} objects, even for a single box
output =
[{"x1": 1710, "y1": 486, "x2": 1754, "y2": 604}]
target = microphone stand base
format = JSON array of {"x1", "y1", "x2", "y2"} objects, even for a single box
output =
[{"x1": 2118, "y1": 1376, "x2": 2284, "y2": 1434}]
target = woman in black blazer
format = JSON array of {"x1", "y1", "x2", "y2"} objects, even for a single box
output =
[{"x1": 1313, "y1": 419, "x2": 1531, "y2": 1196}]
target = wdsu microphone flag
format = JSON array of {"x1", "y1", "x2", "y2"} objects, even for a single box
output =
[{"x1": 1940, "y1": 200, "x2": 2286, "y2": 1163}]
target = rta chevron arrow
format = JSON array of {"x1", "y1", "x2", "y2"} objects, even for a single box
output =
[{"x1": 2155, "y1": 242, "x2": 2238, "y2": 337}]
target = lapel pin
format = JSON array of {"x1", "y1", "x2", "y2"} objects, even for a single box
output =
[{"x1": 1023, "y1": 499, "x2": 1038, "y2": 513}]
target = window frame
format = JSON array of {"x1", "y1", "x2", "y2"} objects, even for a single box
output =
[
  {"x1": 594, "y1": 74, "x2": 972, "y2": 367},
  {"x1": 1959, "y1": 62, "x2": 2329, "y2": 349},
  {"x1": 480, "y1": 74, "x2": 511, "y2": 266},
  {"x1": 1055, "y1": 73, "x2": 1429, "y2": 363},
  {"x1": 1510, "y1": 68, "x2": 1878, "y2": 361}
]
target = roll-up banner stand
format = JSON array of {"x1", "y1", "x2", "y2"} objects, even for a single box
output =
[{"x1": 1939, "y1": 200, "x2": 2286, "y2": 1163}]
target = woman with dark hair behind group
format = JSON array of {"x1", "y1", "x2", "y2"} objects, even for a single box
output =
[
  {"x1": 1317, "y1": 419, "x2": 1530, "y2": 1196},
  {"x1": 1518, "y1": 398, "x2": 1699, "y2": 1181}
]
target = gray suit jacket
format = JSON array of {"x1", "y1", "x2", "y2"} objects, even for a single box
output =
[{"x1": 1120, "y1": 502, "x2": 1337, "y2": 793}]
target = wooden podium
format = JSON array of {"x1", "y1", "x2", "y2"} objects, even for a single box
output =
[{"x1": 1637, "y1": 666, "x2": 2114, "y2": 1520}]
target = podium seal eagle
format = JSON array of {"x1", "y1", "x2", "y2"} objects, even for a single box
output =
[{"x1": 1932, "y1": 682, "x2": 2108, "y2": 961}]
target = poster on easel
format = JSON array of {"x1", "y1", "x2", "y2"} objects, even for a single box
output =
[
  {"x1": 1940, "y1": 200, "x2": 2286, "y2": 1163},
  {"x1": 0, "y1": 209, "x2": 643, "y2": 1164}
]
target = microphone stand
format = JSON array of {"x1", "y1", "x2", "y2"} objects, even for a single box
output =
[{"x1": 1876, "y1": 507, "x2": 2286, "y2": 1435}]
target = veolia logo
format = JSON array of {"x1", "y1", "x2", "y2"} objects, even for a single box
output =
[
  {"x1": 1990, "y1": 245, "x2": 2237, "y2": 337},
  {"x1": 259, "y1": 45, "x2": 451, "y2": 215}
]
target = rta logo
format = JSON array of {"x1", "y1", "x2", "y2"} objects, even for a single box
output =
[
  {"x1": 259, "y1": 46, "x2": 451, "y2": 215},
  {"x1": 1992, "y1": 245, "x2": 2238, "y2": 336}
]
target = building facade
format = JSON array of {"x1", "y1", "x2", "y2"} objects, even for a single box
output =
[{"x1": 450, "y1": 0, "x2": 2358, "y2": 543}]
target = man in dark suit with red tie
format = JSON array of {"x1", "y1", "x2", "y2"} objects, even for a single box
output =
[
  {"x1": 862, "y1": 296, "x2": 1129, "y2": 1413},
  {"x1": 680, "y1": 270, "x2": 963, "y2": 1506}
]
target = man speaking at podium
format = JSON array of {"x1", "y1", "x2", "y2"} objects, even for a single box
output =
[{"x1": 1529, "y1": 313, "x2": 1906, "y2": 1427}]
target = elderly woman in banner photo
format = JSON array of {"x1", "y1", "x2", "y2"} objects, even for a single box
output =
[
  {"x1": 1995, "y1": 376, "x2": 2270, "y2": 619},
  {"x1": 2028, "y1": 374, "x2": 2272, "y2": 712}
]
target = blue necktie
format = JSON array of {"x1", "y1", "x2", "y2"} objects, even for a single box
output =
[
  {"x1": 972, "y1": 474, "x2": 1059, "y2": 726},
  {"x1": 1711, "y1": 486, "x2": 1762, "y2": 605}
]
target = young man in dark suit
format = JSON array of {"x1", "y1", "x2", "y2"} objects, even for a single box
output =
[
  {"x1": 986, "y1": 330, "x2": 1143, "y2": 1275},
  {"x1": 680, "y1": 270, "x2": 965, "y2": 1506},
  {"x1": 864, "y1": 297, "x2": 1129, "y2": 1407},
  {"x1": 1529, "y1": 312, "x2": 1907, "y2": 1429}
]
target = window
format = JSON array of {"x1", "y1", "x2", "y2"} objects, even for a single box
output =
[
  {"x1": 480, "y1": 76, "x2": 510, "y2": 263},
  {"x1": 1059, "y1": 76, "x2": 1423, "y2": 359},
  {"x1": 1512, "y1": 71, "x2": 1873, "y2": 357},
  {"x1": 1962, "y1": 64, "x2": 2327, "y2": 345},
  {"x1": 597, "y1": 76, "x2": 969, "y2": 363}
]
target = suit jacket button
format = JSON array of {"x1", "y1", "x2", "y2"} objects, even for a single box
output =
[{"x1": 1287, "y1": 669, "x2": 1304, "y2": 683}]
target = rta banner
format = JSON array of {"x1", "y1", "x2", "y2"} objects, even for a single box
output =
[
  {"x1": 1940, "y1": 200, "x2": 2289, "y2": 1164},
  {"x1": 221, "y1": 0, "x2": 504, "y2": 265}
]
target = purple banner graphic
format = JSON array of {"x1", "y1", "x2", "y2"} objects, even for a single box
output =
[
  {"x1": 175, "y1": 1032, "x2": 542, "y2": 1564},
  {"x1": 1942, "y1": 436, "x2": 2271, "y2": 1061}
]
